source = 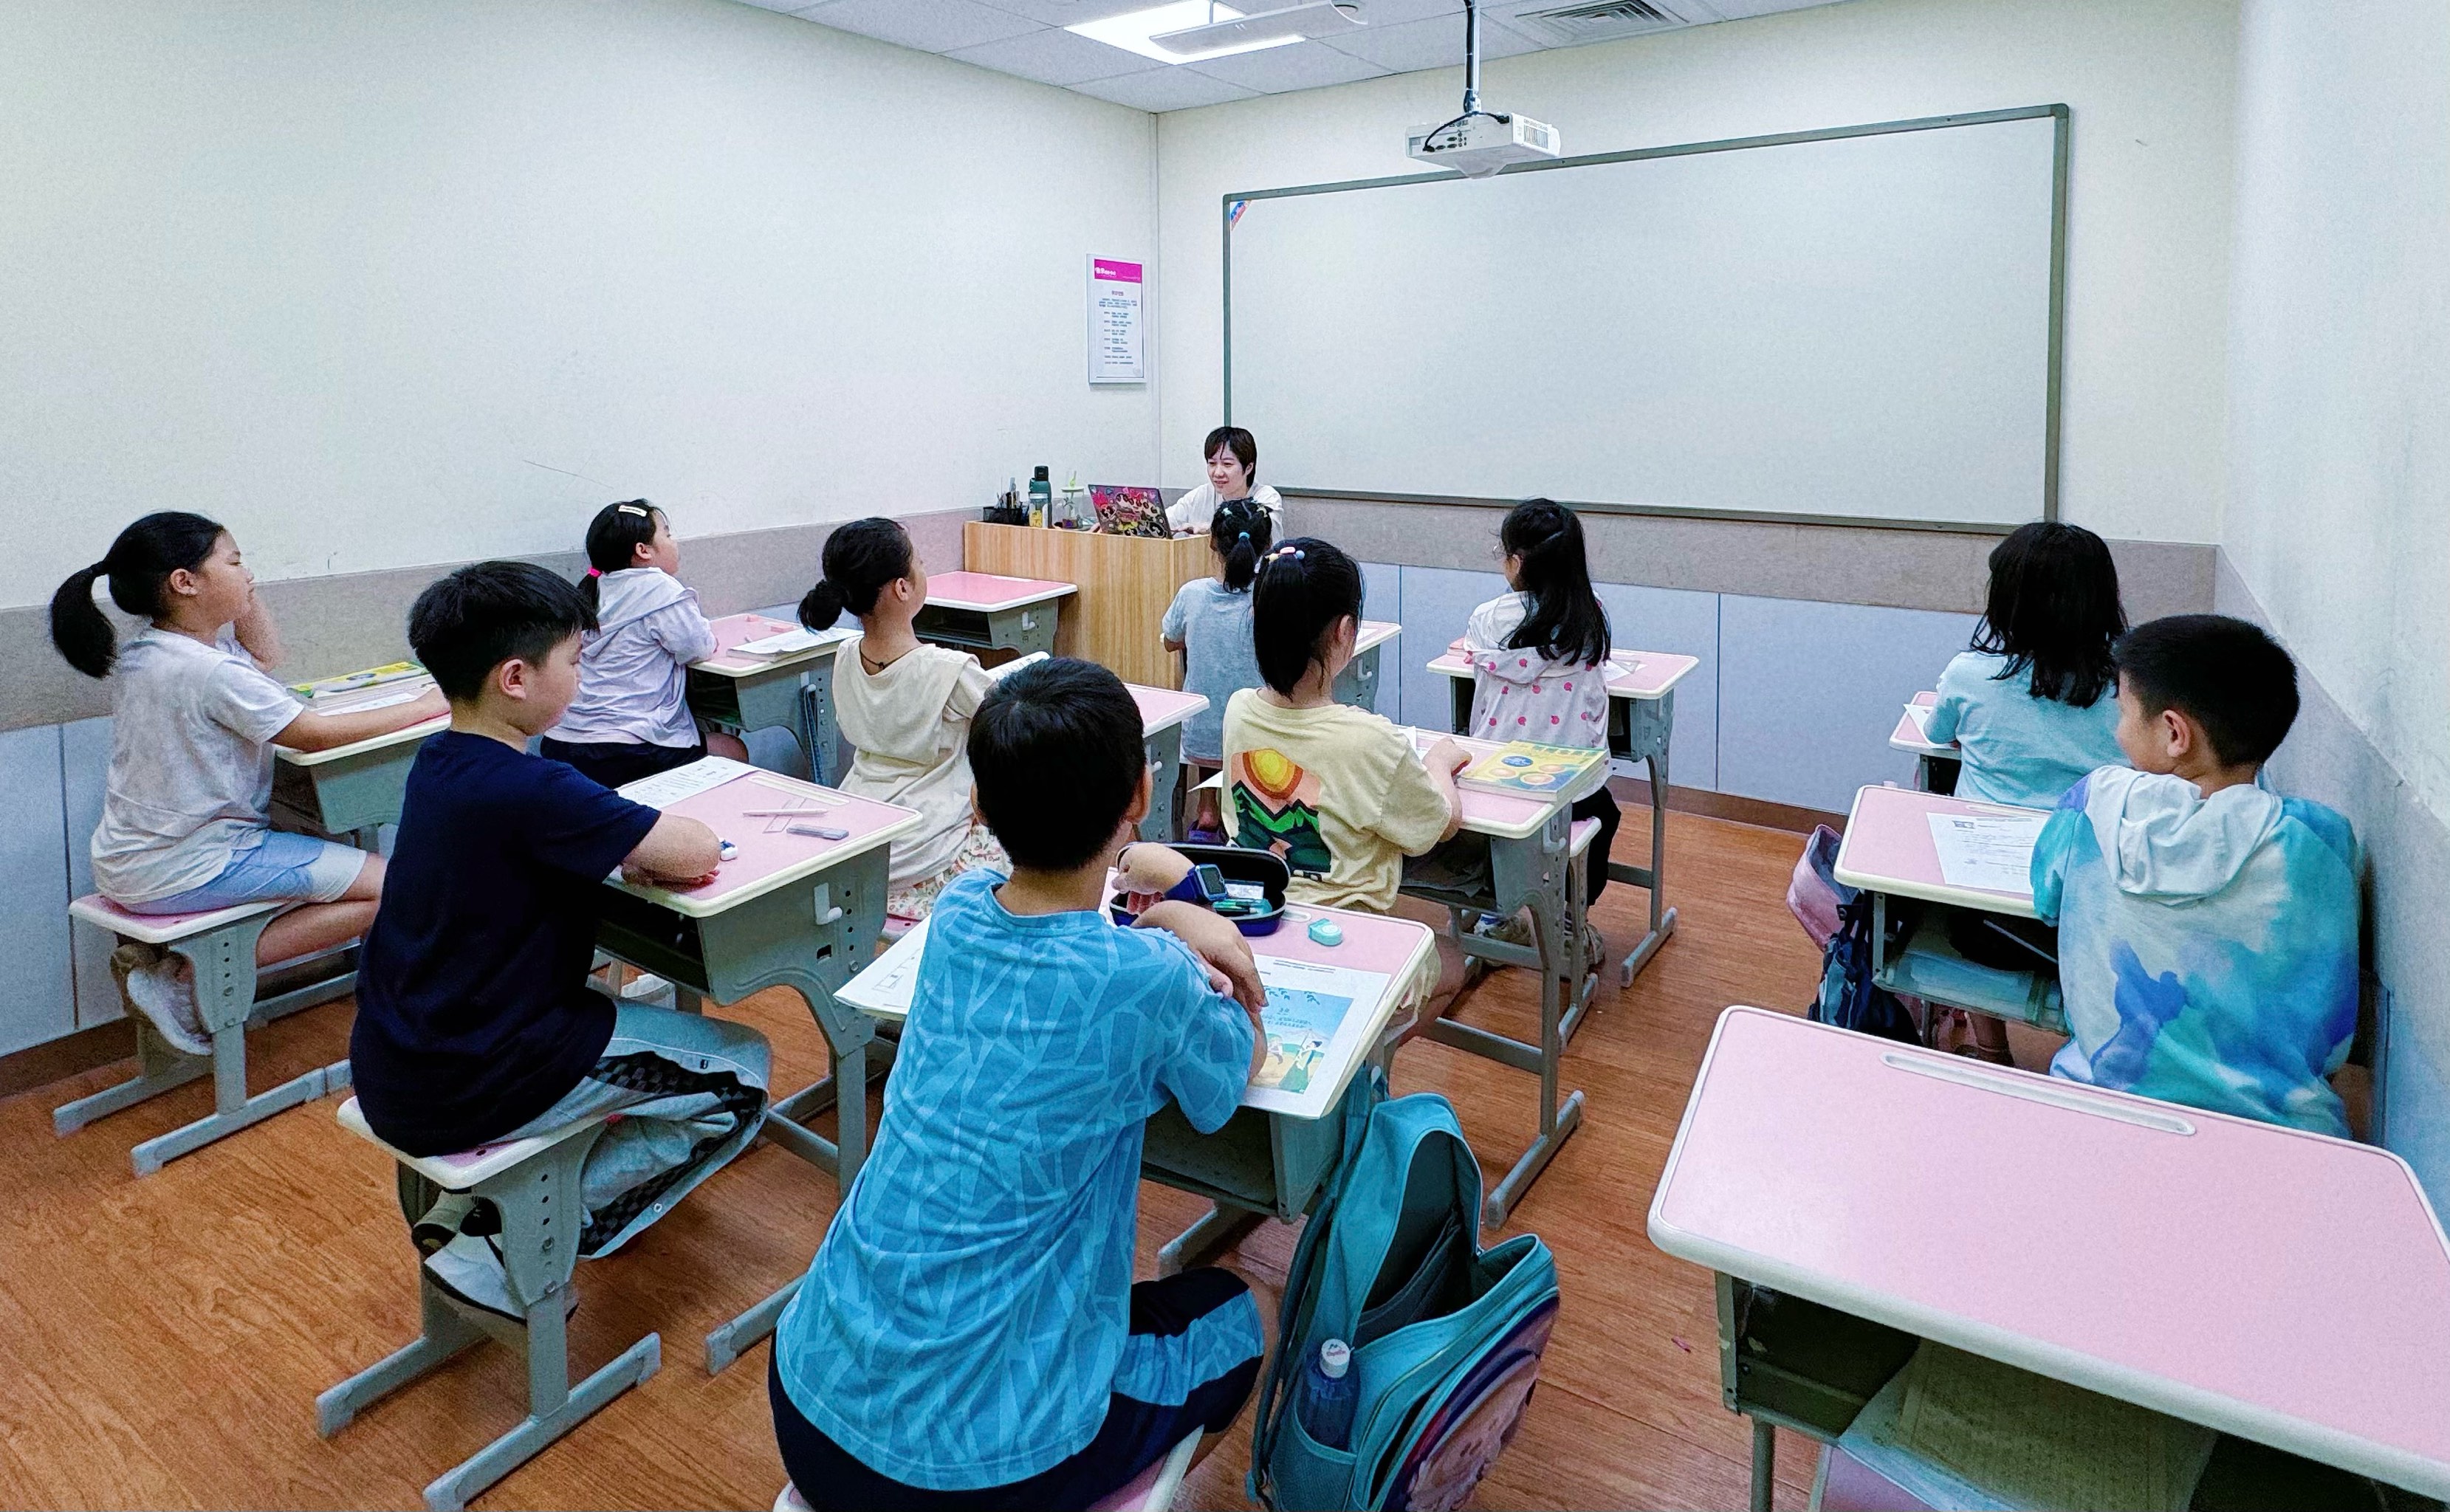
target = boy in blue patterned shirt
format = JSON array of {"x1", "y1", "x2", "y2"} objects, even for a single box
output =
[
  {"x1": 2034, "y1": 615, "x2": 2360, "y2": 1134},
  {"x1": 770, "y1": 657, "x2": 1269, "y2": 1510}
]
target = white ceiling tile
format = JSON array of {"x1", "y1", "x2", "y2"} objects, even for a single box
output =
[
  {"x1": 724, "y1": 0, "x2": 811, "y2": 13},
  {"x1": 1333, "y1": 0, "x2": 1469, "y2": 24},
  {"x1": 978, "y1": 0, "x2": 1183, "y2": 23},
  {"x1": 796, "y1": 0, "x2": 1043, "y2": 52},
  {"x1": 1187, "y1": 38, "x2": 1391, "y2": 92},
  {"x1": 1321, "y1": 10, "x2": 1541, "y2": 72},
  {"x1": 1706, "y1": 0, "x2": 1847, "y2": 17},
  {"x1": 948, "y1": 26, "x2": 1167, "y2": 85},
  {"x1": 1070, "y1": 66, "x2": 1263, "y2": 111}
]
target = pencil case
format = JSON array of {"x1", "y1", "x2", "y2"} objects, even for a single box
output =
[{"x1": 1111, "y1": 843, "x2": 1291, "y2": 937}]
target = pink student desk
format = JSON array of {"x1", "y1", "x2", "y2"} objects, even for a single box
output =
[
  {"x1": 1430, "y1": 642, "x2": 1703, "y2": 992},
  {"x1": 1830, "y1": 783, "x2": 2062, "y2": 1034},
  {"x1": 839, "y1": 893, "x2": 1435, "y2": 1276},
  {"x1": 915, "y1": 570, "x2": 1074, "y2": 659},
  {"x1": 272, "y1": 712, "x2": 451, "y2": 841},
  {"x1": 687, "y1": 611, "x2": 851, "y2": 784},
  {"x1": 1888, "y1": 690, "x2": 1962, "y2": 794},
  {"x1": 1651, "y1": 1006, "x2": 2450, "y2": 1511},
  {"x1": 1395, "y1": 726, "x2": 1607, "y2": 1226},
  {"x1": 1130, "y1": 682, "x2": 1209, "y2": 843},
  {"x1": 591, "y1": 760, "x2": 920, "y2": 1373}
]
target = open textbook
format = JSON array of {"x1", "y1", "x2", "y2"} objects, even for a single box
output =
[{"x1": 837, "y1": 913, "x2": 1396, "y2": 1119}]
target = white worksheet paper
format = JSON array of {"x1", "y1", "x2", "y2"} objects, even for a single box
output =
[
  {"x1": 1926, "y1": 809, "x2": 2048, "y2": 894},
  {"x1": 836, "y1": 915, "x2": 1394, "y2": 1118},
  {"x1": 732, "y1": 626, "x2": 851, "y2": 658},
  {"x1": 618, "y1": 755, "x2": 754, "y2": 809}
]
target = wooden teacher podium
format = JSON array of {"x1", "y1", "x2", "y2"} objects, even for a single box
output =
[{"x1": 963, "y1": 521, "x2": 1214, "y2": 689}]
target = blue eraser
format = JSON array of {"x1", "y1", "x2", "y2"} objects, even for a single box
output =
[
  {"x1": 1307, "y1": 917, "x2": 1344, "y2": 947},
  {"x1": 718, "y1": 839, "x2": 738, "y2": 861}
]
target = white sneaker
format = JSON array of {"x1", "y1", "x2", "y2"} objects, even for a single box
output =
[
  {"x1": 423, "y1": 1233, "x2": 518, "y2": 1322},
  {"x1": 618, "y1": 972, "x2": 676, "y2": 1006},
  {"x1": 112, "y1": 946, "x2": 211, "y2": 1057}
]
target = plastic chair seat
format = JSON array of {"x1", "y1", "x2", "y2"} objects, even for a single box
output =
[
  {"x1": 334, "y1": 1096, "x2": 608, "y2": 1192},
  {"x1": 1567, "y1": 817, "x2": 1601, "y2": 859},
  {"x1": 69, "y1": 892, "x2": 284, "y2": 946}
]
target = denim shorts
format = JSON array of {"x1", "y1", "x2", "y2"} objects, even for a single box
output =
[{"x1": 123, "y1": 830, "x2": 368, "y2": 915}]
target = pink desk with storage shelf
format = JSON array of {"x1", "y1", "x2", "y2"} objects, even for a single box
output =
[
  {"x1": 1396, "y1": 726, "x2": 1607, "y2": 1225},
  {"x1": 1130, "y1": 682, "x2": 1209, "y2": 843},
  {"x1": 1651, "y1": 1006, "x2": 2450, "y2": 1510},
  {"x1": 687, "y1": 611, "x2": 848, "y2": 783},
  {"x1": 916, "y1": 571, "x2": 1074, "y2": 659},
  {"x1": 1888, "y1": 690, "x2": 1960, "y2": 794},
  {"x1": 271, "y1": 712, "x2": 450, "y2": 840},
  {"x1": 1830, "y1": 783, "x2": 2061, "y2": 1036},
  {"x1": 1430, "y1": 642, "x2": 1701, "y2": 992},
  {"x1": 842, "y1": 894, "x2": 1435, "y2": 1276},
  {"x1": 592, "y1": 761, "x2": 919, "y2": 1372}
]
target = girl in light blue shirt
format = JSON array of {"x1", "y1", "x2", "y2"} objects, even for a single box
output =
[
  {"x1": 1923, "y1": 520, "x2": 2127, "y2": 1063},
  {"x1": 1162, "y1": 497, "x2": 1273, "y2": 840}
]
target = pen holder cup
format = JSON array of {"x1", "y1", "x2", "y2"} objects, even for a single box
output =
[{"x1": 1111, "y1": 844, "x2": 1291, "y2": 936}]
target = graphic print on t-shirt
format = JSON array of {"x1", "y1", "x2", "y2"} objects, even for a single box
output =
[{"x1": 1228, "y1": 747, "x2": 1332, "y2": 876}]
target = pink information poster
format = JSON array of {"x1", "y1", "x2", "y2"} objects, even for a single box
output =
[{"x1": 1088, "y1": 256, "x2": 1145, "y2": 384}]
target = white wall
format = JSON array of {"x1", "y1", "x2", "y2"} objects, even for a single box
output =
[
  {"x1": 2226, "y1": 0, "x2": 2450, "y2": 825},
  {"x1": 0, "y1": 0, "x2": 1158, "y2": 608},
  {"x1": 1156, "y1": 0, "x2": 2240, "y2": 546}
]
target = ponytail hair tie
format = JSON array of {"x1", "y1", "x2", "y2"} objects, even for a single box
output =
[
  {"x1": 584, "y1": 567, "x2": 603, "y2": 578},
  {"x1": 1237, "y1": 531, "x2": 1251, "y2": 543}
]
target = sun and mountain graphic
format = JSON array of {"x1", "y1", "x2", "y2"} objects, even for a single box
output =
[{"x1": 1227, "y1": 747, "x2": 1334, "y2": 877}]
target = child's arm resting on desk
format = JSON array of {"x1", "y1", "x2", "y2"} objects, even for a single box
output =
[
  {"x1": 272, "y1": 687, "x2": 450, "y2": 752},
  {"x1": 621, "y1": 813, "x2": 724, "y2": 886},
  {"x1": 1135, "y1": 902, "x2": 1267, "y2": 1118}
]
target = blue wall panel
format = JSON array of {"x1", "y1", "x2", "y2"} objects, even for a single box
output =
[
  {"x1": 0, "y1": 725, "x2": 73, "y2": 1054},
  {"x1": 1359, "y1": 561, "x2": 1404, "y2": 724},
  {"x1": 1397, "y1": 566, "x2": 1509, "y2": 740},
  {"x1": 1594, "y1": 582, "x2": 1720, "y2": 791},
  {"x1": 1717, "y1": 594, "x2": 1977, "y2": 814},
  {"x1": 61, "y1": 718, "x2": 117, "y2": 1030}
]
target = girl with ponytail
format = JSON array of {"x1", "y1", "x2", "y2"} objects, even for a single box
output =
[
  {"x1": 1160, "y1": 497, "x2": 1276, "y2": 839},
  {"x1": 541, "y1": 499, "x2": 748, "y2": 788},
  {"x1": 1220, "y1": 536, "x2": 1469, "y2": 921},
  {"x1": 793, "y1": 518, "x2": 1007, "y2": 920},
  {"x1": 1459, "y1": 499, "x2": 1619, "y2": 945},
  {"x1": 51, "y1": 514, "x2": 445, "y2": 1054}
]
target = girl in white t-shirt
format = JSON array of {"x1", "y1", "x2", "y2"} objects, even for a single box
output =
[
  {"x1": 49, "y1": 512, "x2": 448, "y2": 1054},
  {"x1": 1459, "y1": 499, "x2": 1619, "y2": 952},
  {"x1": 796, "y1": 518, "x2": 1009, "y2": 920},
  {"x1": 1166, "y1": 425, "x2": 1284, "y2": 537}
]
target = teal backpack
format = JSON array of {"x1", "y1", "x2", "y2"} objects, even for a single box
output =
[{"x1": 1249, "y1": 1083, "x2": 1562, "y2": 1512}]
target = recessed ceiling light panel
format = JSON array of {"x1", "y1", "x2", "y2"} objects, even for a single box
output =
[
  {"x1": 1068, "y1": 2, "x2": 1306, "y2": 64},
  {"x1": 1150, "y1": 1, "x2": 1365, "y2": 56}
]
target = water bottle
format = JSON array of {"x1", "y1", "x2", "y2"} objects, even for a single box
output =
[
  {"x1": 1299, "y1": 1338, "x2": 1356, "y2": 1451},
  {"x1": 1027, "y1": 465, "x2": 1051, "y2": 527}
]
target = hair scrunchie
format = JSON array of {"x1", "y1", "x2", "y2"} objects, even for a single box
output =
[{"x1": 584, "y1": 567, "x2": 603, "y2": 578}]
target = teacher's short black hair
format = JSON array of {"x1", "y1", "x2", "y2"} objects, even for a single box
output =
[
  {"x1": 970, "y1": 657, "x2": 1147, "y2": 871},
  {"x1": 409, "y1": 560, "x2": 596, "y2": 701}
]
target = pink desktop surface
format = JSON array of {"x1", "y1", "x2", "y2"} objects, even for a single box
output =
[
  {"x1": 1433, "y1": 642, "x2": 1698, "y2": 698},
  {"x1": 1130, "y1": 683, "x2": 1207, "y2": 735},
  {"x1": 1893, "y1": 691, "x2": 1954, "y2": 752},
  {"x1": 1835, "y1": 784, "x2": 2038, "y2": 902},
  {"x1": 647, "y1": 772, "x2": 914, "y2": 910},
  {"x1": 1653, "y1": 1007, "x2": 2450, "y2": 1485},
  {"x1": 926, "y1": 571, "x2": 1073, "y2": 611}
]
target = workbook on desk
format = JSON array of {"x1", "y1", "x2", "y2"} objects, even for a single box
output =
[
  {"x1": 728, "y1": 625, "x2": 853, "y2": 659},
  {"x1": 289, "y1": 660, "x2": 434, "y2": 712},
  {"x1": 1457, "y1": 740, "x2": 1609, "y2": 797},
  {"x1": 838, "y1": 912, "x2": 1394, "y2": 1119}
]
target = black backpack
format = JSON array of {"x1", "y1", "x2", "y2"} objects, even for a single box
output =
[{"x1": 1813, "y1": 889, "x2": 1923, "y2": 1045}]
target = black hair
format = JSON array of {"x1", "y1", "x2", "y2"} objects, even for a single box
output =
[
  {"x1": 2113, "y1": 614, "x2": 2299, "y2": 768},
  {"x1": 1251, "y1": 537, "x2": 1363, "y2": 696},
  {"x1": 798, "y1": 517, "x2": 913, "y2": 630},
  {"x1": 1971, "y1": 521, "x2": 2127, "y2": 707},
  {"x1": 49, "y1": 512, "x2": 229, "y2": 678},
  {"x1": 1204, "y1": 425, "x2": 1257, "y2": 484},
  {"x1": 970, "y1": 657, "x2": 1146, "y2": 871},
  {"x1": 1211, "y1": 497, "x2": 1274, "y2": 593},
  {"x1": 1500, "y1": 498, "x2": 1610, "y2": 668},
  {"x1": 580, "y1": 499, "x2": 665, "y2": 612},
  {"x1": 408, "y1": 560, "x2": 597, "y2": 702}
]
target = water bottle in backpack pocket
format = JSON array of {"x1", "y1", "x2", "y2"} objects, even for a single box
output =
[{"x1": 1252, "y1": 1081, "x2": 1562, "y2": 1511}]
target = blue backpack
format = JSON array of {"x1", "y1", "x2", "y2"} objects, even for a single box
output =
[{"x1": 1249, "y1": 1082, "x2": 1560, "y2": 1512}]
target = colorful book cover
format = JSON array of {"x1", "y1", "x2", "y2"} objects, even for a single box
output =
[{"x1": 1458, "y1": 740, "x2": 1608, "y2": 795}]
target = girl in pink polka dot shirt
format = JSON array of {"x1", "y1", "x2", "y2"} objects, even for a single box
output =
[{"x1": 1458, "y1": 499, "x2": 1620, "y2": 922}]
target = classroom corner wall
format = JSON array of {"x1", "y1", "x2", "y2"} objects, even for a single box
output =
[{"x1": 2222, "y1": 0, "x2": 2450, "y2": 1203}]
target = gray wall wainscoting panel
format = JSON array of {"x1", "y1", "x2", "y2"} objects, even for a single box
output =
[
  {"x1": 0, "y1": 724, "x2": 73, "y2": 1056},
  {"x1": 61, "y1": 717, "x2": 117, "y2": 1031}
]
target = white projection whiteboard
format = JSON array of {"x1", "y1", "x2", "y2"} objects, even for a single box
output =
[{"x1": 1224, "y1": 108, "x2": 2066, "y2": 529}]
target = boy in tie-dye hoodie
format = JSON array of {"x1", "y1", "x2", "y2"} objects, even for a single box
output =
[{"x1": 2032, "y1": 615, "x2": 2359, "y2": 1135}]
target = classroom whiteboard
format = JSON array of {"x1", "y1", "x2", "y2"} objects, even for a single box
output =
[{"x1": 1224, "y1": 108, "x2": 2066, "y2": 529}]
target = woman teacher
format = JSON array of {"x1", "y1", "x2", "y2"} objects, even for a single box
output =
[{"x1": 1167, "y1": 425, "x2": 1284, "y2": 535}]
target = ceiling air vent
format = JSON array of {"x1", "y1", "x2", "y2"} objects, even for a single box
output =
[{"x1": 1499, "y1": 0, "x2": 1696, "y2": 46}]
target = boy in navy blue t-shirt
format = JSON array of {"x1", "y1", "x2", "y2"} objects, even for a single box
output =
[{"x1": 352, "y1": 561, "x2": 769, "y2": 1316}]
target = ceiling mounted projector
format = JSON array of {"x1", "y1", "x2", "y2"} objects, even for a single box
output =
[
  {"x1": 1406, "y1": 0, "x2": 1560, "y2": 179},
  {"x1": 1151, "y1": 1, "x2": 1367, "y2": 58}
]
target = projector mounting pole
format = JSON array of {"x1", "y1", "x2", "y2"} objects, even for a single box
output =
[{"x1": 1462, "y1": 0, "x2": 1482, "y2": 116}]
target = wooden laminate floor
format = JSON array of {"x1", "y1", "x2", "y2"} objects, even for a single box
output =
[{"x1": 0, "y1": 811, "x2": 1842, "y2": 1511}]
